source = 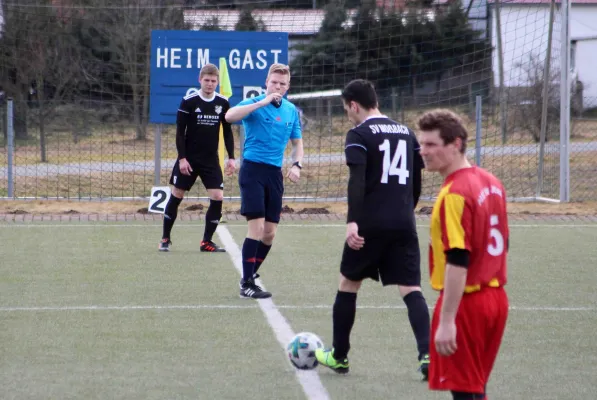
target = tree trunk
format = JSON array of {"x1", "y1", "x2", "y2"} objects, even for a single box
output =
[
  {"x1": 133, "y1": 90, "x2": 146, "y2": 140},
  {"x1": 37, "y1": 76, "x2": 47, "y2": 162},
  {"x1": 14, "y1": 93, "x2": 29, "y2": 140},
  {"x1": 131, "y1": 34, "x2": 145, "y2": 141},
  {"x1": 141, "y1": 44, "x2": 151, "y2": 140},
  {"x1": 1, "y1": 105, "x2": 6, "y2": 143},
  {"x1": 435, "y1": 72, "x2": 443, "y2": 93},
  {"x1": 412, "y1": 75, "x2": 418, "y2": 105},
  {"x1": 39, "y1": 113, "x2": 47, "y2": 162}
]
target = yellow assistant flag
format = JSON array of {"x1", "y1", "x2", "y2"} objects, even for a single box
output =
[{"x1": 218, "y1": 57, "x2": 233, "y2": 173}]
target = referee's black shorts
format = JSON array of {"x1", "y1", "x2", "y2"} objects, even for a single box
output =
[
  {"x1": 340, "y1": 229, "x2": 421, "y2": 286},
  {"x1": 169, "y1": 159, "x2": 223, "y2": 191},
  {"x1": 239, "y1": 160, "x2": 284, "y2": 223}
]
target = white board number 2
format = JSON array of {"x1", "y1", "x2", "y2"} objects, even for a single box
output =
[{"x1": 148, "y1": 186, "x2": 172, "y2": 214}]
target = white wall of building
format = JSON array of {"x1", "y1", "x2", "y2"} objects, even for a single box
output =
[
  {"x1": 491, "y1": 3, "x2": 597, "y2": 108},
  {"x1": 0, "y1": 0, "x2": 4, "y2": 39}
]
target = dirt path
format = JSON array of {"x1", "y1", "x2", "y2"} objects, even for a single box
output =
[{"x1": 1, "y1": 200, "x2": 597, "y2": 217}]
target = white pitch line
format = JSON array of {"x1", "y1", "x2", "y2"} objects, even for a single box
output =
[
  {"x1": 1, "y1": 304, "x2": 594, "y2": 312},
  {"x1": 0, "y1": 304, "x2": 258, "y2": 312},
  {"x1": 216, "y1": 226, "x2": 331, "y2": 400},
  {"x1": 228, "y1": 224, "x2": 597, "y2": 228},
  {"x1": 0, "y1": 223, "x2": 596, "y2": 228}
]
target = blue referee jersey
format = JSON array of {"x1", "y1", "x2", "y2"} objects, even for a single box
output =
[{"x1": 237, "y1": 94, "x2": 302, "y2": 168}]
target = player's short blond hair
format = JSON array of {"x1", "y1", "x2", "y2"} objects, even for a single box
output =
[
  {"x1": 199, "y1": 63, "x2": 219, "y2": 79},
  {"x1": 267, "y1": 63, "x2": 290, "y2": 80}
]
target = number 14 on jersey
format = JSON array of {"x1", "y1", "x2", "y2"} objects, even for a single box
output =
[{"x1": 379, "y1": 139, "x2": 409, "y2": 185}]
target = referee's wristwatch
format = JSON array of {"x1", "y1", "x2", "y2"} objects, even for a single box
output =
[{"x1": 292, "y1": 161, "x2": 303, "y2": 170}]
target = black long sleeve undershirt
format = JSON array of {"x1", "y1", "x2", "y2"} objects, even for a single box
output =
[
  {"x1": 176, "y1": 111, "x2": 189, "y2": 160},
  {"x1": 445, "y1": 248, "x2": 471, "y2": 268},
  {"x1": 413, "y1": 154, "x2": 422, "y2": 208},
  {"x1": 346, "y1": 163, "x2": 367, "y2": 224},
  {"x1": 223, "y1": 122, "x2": 235, "y2": 160}
]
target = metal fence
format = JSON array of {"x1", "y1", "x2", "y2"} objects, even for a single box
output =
[
  {"x1": 2, "y1": 92, "x2": 595, "y2": 202},
  {"x1": 1, "y1": 0, "x2": 595, "y2": 202}
]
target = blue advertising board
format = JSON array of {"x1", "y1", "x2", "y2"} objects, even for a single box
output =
[{"x1": 149, "y1": 30, "x2": 289, "y2": 124}]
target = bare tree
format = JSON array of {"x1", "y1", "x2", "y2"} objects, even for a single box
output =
[
  {"x1": 0, "y1": 1, "x2": 88, "y2": 161},
  {"x1": 0, "y1": 3, "x2": 32, "y2": 140},
  {"x1": 513, "y1": 54, "x2": 560, "y2": 143},
  {"x1": 200, "y1": 16, "x2": 224, "y2": 31},
  {"x1": 84, "y1": 0, "x2": 186, "y2": 140}
]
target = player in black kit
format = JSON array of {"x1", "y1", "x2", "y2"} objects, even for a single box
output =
[
  {"x1": 159, "y1": 64, "x2": 236, "y2": 253},
  {"x1": 315, "y1": 79, "x2": 431, "y2": 379}
]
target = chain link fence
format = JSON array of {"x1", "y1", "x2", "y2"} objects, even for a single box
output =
[
  {"x1": 2, "y1": 94, "x2": 595, "y2": 202},
  {"x1": 1, "y1": 0, "x2": 595, "y2": 202}
]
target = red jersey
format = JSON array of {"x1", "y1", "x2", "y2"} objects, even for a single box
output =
[{"x1": 429, "y1": 166, "x2": 509, "y2": 293}]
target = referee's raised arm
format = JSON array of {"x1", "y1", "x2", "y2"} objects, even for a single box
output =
[{"x1": 225, "y1": 92, "x2": 281, "y2": 123}]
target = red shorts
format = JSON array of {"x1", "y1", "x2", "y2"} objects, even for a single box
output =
[{"x1": 429, "y1": 287, "x2": 509, "y2": 393}]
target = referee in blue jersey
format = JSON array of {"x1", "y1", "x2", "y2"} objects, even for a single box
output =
[{"x1": 225, "y1": 63, "x2": 303, "y2": 299}]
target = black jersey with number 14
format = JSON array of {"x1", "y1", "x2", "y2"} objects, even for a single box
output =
[{"x1": 344, "y1": 115, "x2": 423, "y2": 232}]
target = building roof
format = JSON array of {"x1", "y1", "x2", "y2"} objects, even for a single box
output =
[
  {"x1": 184, "y1": 7, "x2": 440, "y2": 36},
  {"x1": 376, "y1": 0, "x2": 409, "y2": 8},
  {"x1": 184, "y1": 9, "x2": 335, "y2": 35}
]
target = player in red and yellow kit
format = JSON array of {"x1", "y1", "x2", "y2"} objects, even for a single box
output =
[{"x1": 417, "y1": 110, "x2": 509, "y2": 400}]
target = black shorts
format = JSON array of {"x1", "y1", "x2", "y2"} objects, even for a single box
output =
[
  {"x1": 169, "y1": 159, "x2": 223, "y2": 191},
  {"x1": 239, "y1": 160, "x2": 284, "y2": 223},
  {"x1": 340, "y1": 229, "x2": 421, "y2": 286}
]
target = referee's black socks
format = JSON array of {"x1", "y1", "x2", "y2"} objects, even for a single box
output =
[
  {"x1": 403, "y1": 290, "x2": 431, "y2": 358},
  {"x1": 332, "y1": 290, "x2": 357, "y2": 360},
  {"x1": 253, "y1": 242, "x2": 272, "y2": 274},
  {"x1": 203, "y1": 199, "x2": 223, "y2": 242},
  {"x1": 241, "y1": 238, "x2": 260, "y2": 282},
  {"x1": 162, "y1": 195, "x2": 182, "y2": 239}
]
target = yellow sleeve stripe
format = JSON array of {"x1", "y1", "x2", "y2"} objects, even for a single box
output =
[{"x1": 443, "y1": 193, "x2": 466, "y2": 250}]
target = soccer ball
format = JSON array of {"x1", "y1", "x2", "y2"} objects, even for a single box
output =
[{"x1": 287, "y1": 332, "x2": 324, "y2": 370}]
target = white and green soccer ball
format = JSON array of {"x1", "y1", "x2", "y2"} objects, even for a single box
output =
[{"x1": 287, "y1": 332, "x2": 324, "y2": 370}]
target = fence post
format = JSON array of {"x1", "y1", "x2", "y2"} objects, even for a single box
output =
[
  {"x1": 560, "y1": 0, "x2": 571, "y2": 202},
  {"x1": 495, "y1": 0, "x2": 508, "y2": 144},
  {"x1": 469, "y1": 83, "x2": 475, "y2": 118},
  {"x1": 0, "y1": 97, "x2": 5, "y2": 142},
  {"x1": 7, "y1": 98, "x2": 14, "y2": 198},
  {"x1": 316, "y1": 97, "x2": 322, "y2": 137},
  {"x1": 327, "y1": 98, "x2": 332, "y2": 137},
  {"x1": 475, "y1": 95, "x2": 483, "y2": 167},
  {"x1": 537, "y1": 0, "x2": 556, "y2": 198},
  {"x1": 154, "y1": 124, "x2": 161, "y2": 186},
  {"x1": 400, "y1": 92, "x2": 405, "y2": 124},
  {"x1": 391, "y1": 87, "x2": 397, "y2": 120}
]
